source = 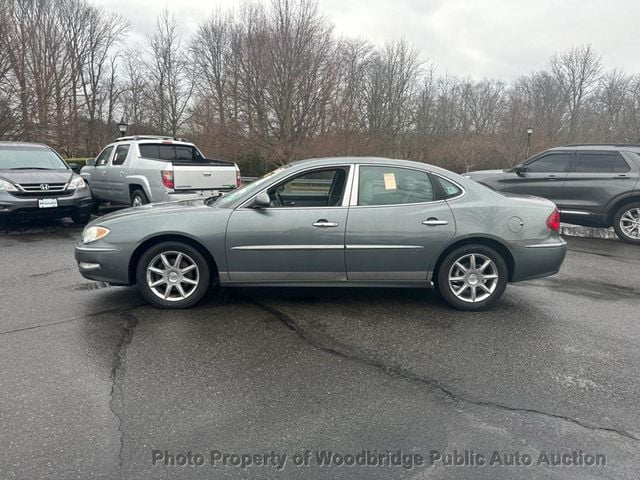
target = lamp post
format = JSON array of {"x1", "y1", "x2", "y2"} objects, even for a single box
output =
[
  {"x1": 525, "y1": 126, "x2": 533, "y2": 158},
  {"x1": 117, "y1": 118, "x2": 128, "y2": 137}
]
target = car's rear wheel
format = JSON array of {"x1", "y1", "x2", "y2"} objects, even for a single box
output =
[
  {"x1": 613, "y1": 203, "x2": 640, "y2": 244},
  {"x1": 136, "y1": 242, "x2": 210, "y2": 309},
  {"x1": 436, "y1": 244, "x2": 508, "y2": 311},
  {"x1": 131, "y1": 189, "x2": 149, "y2": 207}
]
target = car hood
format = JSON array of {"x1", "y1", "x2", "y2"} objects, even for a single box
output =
[
  {"x1": 92, "y1": 199, "x2": 210, "y2": 224},
  {"x1": 0, "y1": 169, "x2": 73, "y2": 185}
]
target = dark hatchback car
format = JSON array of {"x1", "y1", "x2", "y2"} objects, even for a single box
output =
[
  {"x1": 0, "y1": 142, "x2": 93, "y2": 224},
  {"x1": 466, "y1": 145, "x2": 640, "y2": 243}
]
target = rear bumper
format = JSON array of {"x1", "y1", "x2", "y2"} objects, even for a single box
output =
[
  {"x1": 0, "y1": 189, "x2": 93, "y2": 219},
  {"x1": 511, "y1": 239, "x2": 567, "y2": 282}
]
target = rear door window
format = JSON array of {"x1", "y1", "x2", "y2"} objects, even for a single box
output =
[
  {"x1": 358, "y1": 166, "x2": 434, "y2": 206},
  {"x1": 524, "y1": 153, "x2": 573, "y2": 173},
  {"x1": 575, "y1": 152, "x2": 630, "y2": 173}
]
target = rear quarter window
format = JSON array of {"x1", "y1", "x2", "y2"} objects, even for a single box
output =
[{"x1": 139, "y1": 144, "x2": 204, "y2": 162}]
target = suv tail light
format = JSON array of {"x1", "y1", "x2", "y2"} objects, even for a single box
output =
[
  {"x1": 161, "y1": 170, "x2": 174, "y2": 189},
  {"x1": 236, "y1": 167, "x2": 241, "y2": 188},
  {"x1": 546, "y1": 208, "x2": 560, "y2": 232}
]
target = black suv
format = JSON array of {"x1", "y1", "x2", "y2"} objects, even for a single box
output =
[{"x1": 466, "y1": 145, "x2": 640, "y2": 243}]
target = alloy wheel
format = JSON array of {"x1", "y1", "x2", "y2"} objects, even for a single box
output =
[
  {"x1": 448, "y1": 253, "x2": 499, "y2": 303},
  {"x1": 146, "y1": 251, "x2": 200, "y2": 301},
  {"x1": 620, "y1": 207, "x2": 640, "y2": 240},
  {"x1": 132, "y1": 195, "x2": 144, "y2": 207}
]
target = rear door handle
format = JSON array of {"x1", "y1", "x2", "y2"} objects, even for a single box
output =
[
  {"x1": 614, "y1": 174, "x2": 631, "y2": 179},
  {"x1": 422, "y1": 218, "x2": 449, "y2": 226},
  {"x1": 119, "y1": 171, "x2": 125, "y2": 177},
  {"x1": 313, "y1": 219, "x2": 339, "y2": 228}
]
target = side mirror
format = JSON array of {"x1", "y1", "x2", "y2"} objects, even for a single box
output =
[
  {"x1": 512, "y1": 165, "x2": 525, "y2": 176},
  {"x1": 86, "y1": 158, "x2": 96, "y2": 167},
  {"x1": 250, "y1": 191, "x2": 271, "y2": 209}
]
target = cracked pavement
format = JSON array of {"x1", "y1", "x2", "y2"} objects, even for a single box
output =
[{"x1": 1, "y1": 219, "x2": 639, "y2": 479}]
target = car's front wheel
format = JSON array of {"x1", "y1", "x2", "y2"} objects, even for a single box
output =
[
  {"x1": 436, "y1": 244, "x2": 508, "y2": 311},
  {"x1": 612, "y1": 203, "x2": 640, "y2": 244},
  {"x1": 136, "y1": 242, "x2": 210, "y2": 309}
]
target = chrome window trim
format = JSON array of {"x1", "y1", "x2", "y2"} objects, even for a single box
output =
[
  {"x1": 238, "y1": 164, "x2": 355, "y2": 210},
  {"x1": 349, "y1": 164, "x2": 466, "y2": 207}
]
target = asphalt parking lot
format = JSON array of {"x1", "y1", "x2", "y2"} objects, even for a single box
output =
[{"x1": 1, "y1": 219, "x2": 639, "y2": 479}]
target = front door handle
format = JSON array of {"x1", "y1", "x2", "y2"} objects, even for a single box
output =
[
  {"x1": 313, "y1": 219, "x2": 339, "y2": 228},
  {"x1": 614, "y1": 174, "x2": 631, "y2": 179},
  {"x1": 422, "y1": 218, "x2": 449, "y2": 226},
  {"x1": 546, "y1": 175, "x2": 558, "y2": 181},
  {"x1": 119, "y1": 171, "x2": 125, "y2": 177}
]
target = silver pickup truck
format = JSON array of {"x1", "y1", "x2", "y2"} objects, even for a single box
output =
[{"x1": 81, "y1": 136, "x2": 240, "y2": 206}]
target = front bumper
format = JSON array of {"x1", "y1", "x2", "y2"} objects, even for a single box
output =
[
  {"x1": 75, "y1": 243, "x2": 132, "y2": 285},
  {"x1": 511, "y1": 239, "x2": 567, "y2": 282},
  {"x1": 0, "y1": 188, "x2": 93, "y2": 218}
]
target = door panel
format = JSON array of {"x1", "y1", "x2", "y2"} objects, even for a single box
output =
[
  {"x1": 345, "y1": 203, "x2": 455, "y2": 281},
  {"x1": 562, "y1": 151, "x2": 639, "y2": 214},
  {"x1": 345, "y1": 165, "x2": 455, "y2": 282},
  {"x1": 89, "y1": 146, "x2": 113, "y2": 200},
  {"x1": 107, "y1": 144, "x2": 130, "y2": 204},
  {"x1": 226, "y1": 208, "x2": 348, "y2": 281},
  {"x1": 500, "y1": 152, "x2": 574, "y2": 206}
]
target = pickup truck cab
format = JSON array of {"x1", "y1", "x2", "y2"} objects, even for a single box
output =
[{"x1": 81, "y1": 136, "x2": 240, "y2": 206}]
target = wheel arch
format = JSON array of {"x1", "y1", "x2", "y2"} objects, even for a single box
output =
[
  {"x1": 431, "y1": 235, "x2": 516, "y2": 284},
  {"x1": 606, "y1": 194, "x2": 640, "y2": 225},
  {"x1": 125, "y1": 176, "x2": 152, "y2": 202},
  {"x1": 128, "y1": 234, "x2": 219, "y2": 285}
]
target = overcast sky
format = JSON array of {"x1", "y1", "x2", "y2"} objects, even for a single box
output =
[{"x1": 88, "y1": 0, "x2": 638, "y2": 80}]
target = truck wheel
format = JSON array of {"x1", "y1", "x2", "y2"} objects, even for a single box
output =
[
  {"x1": 131, "y1": 189, "x2": 149, "y2": 207},
  {"x1": 136, "y1": 242, "x2": 210, "y2": 309},
  {"x1": 613, "y1": 202, "x2": 640, "y2": 244}
]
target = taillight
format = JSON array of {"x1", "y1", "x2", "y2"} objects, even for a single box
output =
[
  {"x1": 546, "y1": 208, "x2": 560, "y2": 232},
  {"x1": 161, "y1": 170, "x2": 174, "y2": 189},
  {"x1": 236, "y1": 167, "x2": 241, "y2": 188}
]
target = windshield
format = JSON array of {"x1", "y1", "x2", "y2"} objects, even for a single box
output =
[
  {"x1": 212, "y1": 166, "x2": 287, "y2": 208},
  {"x1": 0, "y1": 146, "x2": 68, "y2": 170}
]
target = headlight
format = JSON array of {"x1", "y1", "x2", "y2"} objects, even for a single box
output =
[
  {"x1": 0, "y1": 179, "x2": 18, "y2": 192},
  {"x1": 82, "y1": 226, "x2": 110, "y2": 244},
  {"x1": 68, "y1": 176, "x2": 86, "y2": 190}
]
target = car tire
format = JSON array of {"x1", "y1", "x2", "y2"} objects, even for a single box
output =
[
  {"x1": 436, "y1": 244, "x2": 508, "y2": 311},
  {"x1": 71, "y1": 211, "x2": 91, "y2": 225},
  {"x1": 136, "y1": 242, "x2": 210, "y2": 309},
  {"x1": 612, "y1": 202, "x2": 640, "y2": 244},
  {"x1": 131, "y1": 189, "x2": 149, "y2": 207}
]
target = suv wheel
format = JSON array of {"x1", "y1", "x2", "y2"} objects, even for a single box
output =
[
  {"x1": 136, "y1": 242, "x2": 210, "y2": 309},
  {"x1": 131, "y1": 189, "x2": 149, "y2": 207},
  {"x1": 613, "y1": 203, "x2": 640, "y2": 244},
  {"x1": 71, "y1": 211, "x2": 91, "y2": 225},
  {"x1": 436, "y1": 244, "x2": 508, "y2": 311}
]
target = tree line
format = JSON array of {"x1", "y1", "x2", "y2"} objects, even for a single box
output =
[{"x1": 1, "y1": 0, "x2": 640, "y2": 174}]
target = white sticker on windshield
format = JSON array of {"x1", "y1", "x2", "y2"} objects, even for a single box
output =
[{"x1": 383, "y1": 173, "x2": 397, "y2": 190}]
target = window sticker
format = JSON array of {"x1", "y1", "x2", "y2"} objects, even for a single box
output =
[{"x1": 383, "y1": 173, "x2": 397, "y2": 190}]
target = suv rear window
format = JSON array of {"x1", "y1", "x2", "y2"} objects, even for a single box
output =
[
  {"x1": 575, "y1": 152, "x2": 630, "y2": 173},
  {"x1": 139, "y1": 144, "x2": 204, "y2": 163}
]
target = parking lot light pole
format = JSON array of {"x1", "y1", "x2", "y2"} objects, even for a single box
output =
[
  {"x1": 118, "y1": 118, "x2": 128, "y2": 137},
  {"x1": 526, "y1": 127, "x2": 533, "y2": 158}
]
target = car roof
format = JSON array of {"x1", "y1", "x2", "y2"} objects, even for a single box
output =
[
  {"x1": 287, "y1": 156, "x2": 454, "y2": 175},
  {"x1": 548, "y1": 144, "x2": 640, "y2": 152},
  {"x1": 0, "y1": 141, "x2": 51, "y2": 149},
  {"x1": 114, "y1": 135, "x2": 195, "y2": 146}
]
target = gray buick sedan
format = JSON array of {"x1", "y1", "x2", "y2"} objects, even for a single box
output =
[{"x1": 75, "y1": 157, "x2": 566, "y2": 311}]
